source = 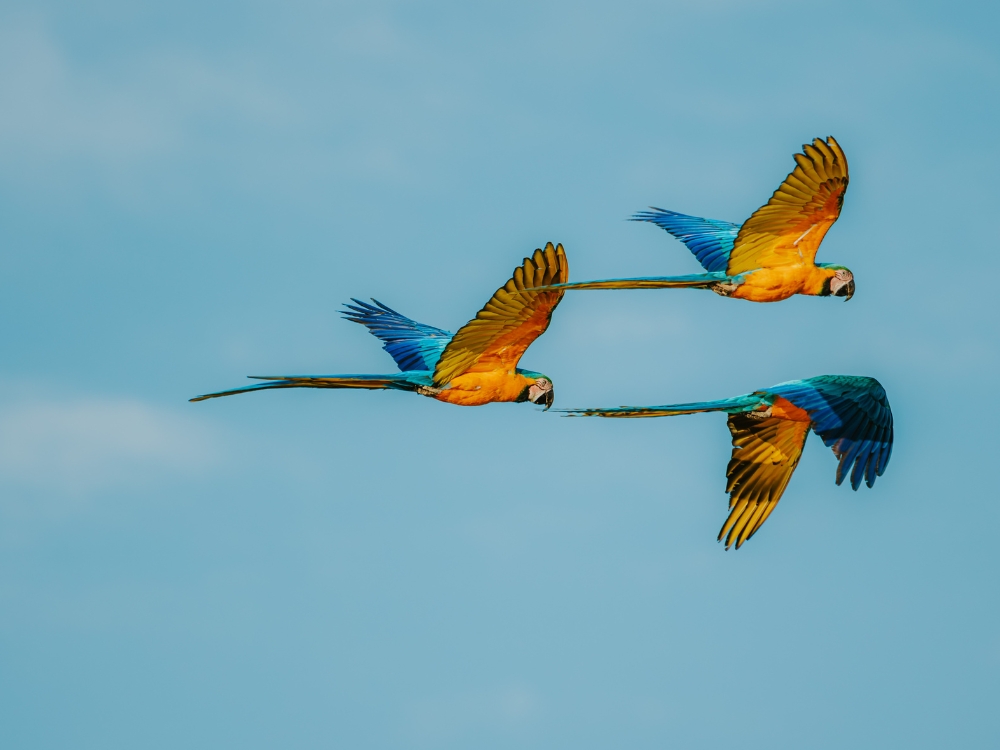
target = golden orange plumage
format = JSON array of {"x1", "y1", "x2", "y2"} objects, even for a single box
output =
[
  {"x1": 429, "y1": 369, "x2": 540, "y2": 407},
  {"x1": 533, "y1": 136, "x2": 855, "y2": 304},
  {"x1": 726, "y1": 136, "x2": 849, "y2": 302},
  {"x1": 191, "y1": 243, "x2": 568, "y2": 409},
  {"x1": 721, "y1": 413, "x2": 811, "y2": 548},
  {"x1": 729, "y1": 264, "x2": 840, "y2": 302},
  {"x1": 430, "y1": 242, "x2": 568, "y2": 405},
  {"x1": 728, "y1": 137, "x2": 849, "y2": 276}
]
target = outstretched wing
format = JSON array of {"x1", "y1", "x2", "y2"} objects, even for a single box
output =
[
  {"x1": 342, "y1": 299, "x2": 453, "y2": 372},
  {"x1": 727, "y1": 136, "x2": 849, "y2": 276},
  {"x1": 433, "y1": 243, "x2": 568, "y2": 387},
  {"x1": 769, "y1": 375, "x2": 893, "y2": 491},
  {"x1": 720, "y1": 413, "x2": 811, "y2": 550},
  {"x1": 632, "y1": 208, "x2": 740, "y2": 273}
]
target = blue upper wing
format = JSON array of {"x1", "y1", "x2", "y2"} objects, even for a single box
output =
[
  {"x1": 631, "y1": 208, "x2": 740, "y2": 273},
  {"x1": 342, "y1": 299, "x2": 453, "y2": 373},
  {"x1": 768, "y1": 375, "x2": 893, "y2": 491}
]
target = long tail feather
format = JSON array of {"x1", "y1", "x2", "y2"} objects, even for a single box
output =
[
  {"x1": 528, "y1": 273, "x2": 728, "y2": 292},
  {"x1": 190, "y1": 374, "x2": 414, "y2": 402},
  {"x1": 559, "y1": 396, "x2": 756, "y2": 418}
]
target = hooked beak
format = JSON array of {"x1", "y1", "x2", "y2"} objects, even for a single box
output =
[
  {"x1": 527, "y1": 379, "x2": 554, "y2": 410},
  {"x1": 535, "y1": 389, "x2": 554, "y2": 411},
  {"x1": 832, "y1": 277, "x2": 855, "y2": 300},
  {"x1": 529, "y1": 387, "x2": 554, "y2": 410}
]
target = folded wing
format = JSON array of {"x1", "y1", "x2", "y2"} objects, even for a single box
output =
[
  {"x1": 721, "y1": 414, "x2": 811, "y2": 549},
  {"x1": 433, "y1": 243, "x2": 568, "y2": 387},
  {"x1": 727, "y1": 136, "x2": 849, "y2": 276}
]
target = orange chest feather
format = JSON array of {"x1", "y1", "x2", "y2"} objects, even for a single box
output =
[
  {"x1": 770, "y1": 396, "x2": 812, "y2": 423},
  {"x1": 432, "y1": 371, "x2": 532, "y2": 407},
  {"x1": 732, "y1": 266, "x2": 832, "y2": 302}
]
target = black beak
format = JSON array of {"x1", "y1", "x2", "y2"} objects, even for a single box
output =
[
  {"x1": 535, "y1": 390, "x2": 554, "y2": 411},
  {"x1": 834, "y1": 278, "x2": 855, "y2": 300}
]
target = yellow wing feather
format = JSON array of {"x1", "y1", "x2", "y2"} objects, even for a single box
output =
[
  {"x1": 726, "y1": 136, "x2": 849, "y2": 276},
  {"x1": 719, "y1": 414, "x2": 811, "y2": 549},
  {"x1": 432, "y1": 242, "x2": 568, "y2": 387}
]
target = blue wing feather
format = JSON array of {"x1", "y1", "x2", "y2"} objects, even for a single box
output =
[
  {"x1": 631, "y1": 208, "x2": 740, "y2": 273},
  {"x1": 768, "y1": 375, "x2": 893, "y2": 490},
  {"x1": 342, "y1": 299, "x2": 453, "y2": 373}
]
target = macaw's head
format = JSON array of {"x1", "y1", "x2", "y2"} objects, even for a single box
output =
[
  {"x1": 822, "y1": 266, "x2": 855, "y2": 301},
  {"x1": 516, "y1": 370, "x2": 554, "y2": 410}
]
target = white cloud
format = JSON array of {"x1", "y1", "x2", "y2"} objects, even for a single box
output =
[{"x1": 0, "y1": 396, "x2": 220, "y2": 496}]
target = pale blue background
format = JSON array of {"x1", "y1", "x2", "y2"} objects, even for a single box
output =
[{"x1": 1, "y1": 1, "x2": 997, "y2": 748}]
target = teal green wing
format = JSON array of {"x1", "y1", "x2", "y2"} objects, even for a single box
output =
[{"x1": 768, "y1": 375, "x2": 893, "y2": 490}]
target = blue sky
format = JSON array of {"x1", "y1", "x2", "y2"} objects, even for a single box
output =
[{"x1": 1, "y1": 1, "x2": 998, "y2": 747}]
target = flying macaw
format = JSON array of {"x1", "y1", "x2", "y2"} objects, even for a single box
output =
[
  {"x1": 532, "y1": 137, "x2": 854, "y2": 303},
  {"x1": 561, "y1": 375, "x2": 892, "y2": 549},
  {"x1": 191, "y1": 243, "x2": 568, "y2": 408}
]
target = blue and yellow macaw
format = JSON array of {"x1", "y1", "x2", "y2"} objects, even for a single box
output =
[
  {"x1": 562, "y1": 375, "x2": 892, "y2": 549},
  {"x1": 533, "y1": 137, "x2": 854, "y2": 303},
  {"x1": 191, "y1": 243, "x2": 568, "y2": 407}
]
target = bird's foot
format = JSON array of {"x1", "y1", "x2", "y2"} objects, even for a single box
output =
[{"x1": 709, "y1": 282, "x2": 739, "y2": 297}]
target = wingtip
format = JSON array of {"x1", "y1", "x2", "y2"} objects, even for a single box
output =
[{"x1": 629, "y1": 207, "x2": 656, "y2": 222}]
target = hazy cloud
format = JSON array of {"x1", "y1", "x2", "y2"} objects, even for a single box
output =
[
  {"x1": 0, "y1": 17, "x2": 292, "y2": 174},
  {"x1": 0, "y1": 395, "x2": 220, "y2": 496}
]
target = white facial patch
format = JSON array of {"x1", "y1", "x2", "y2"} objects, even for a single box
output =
[
  {"x1": 528, "y1": 378, "x2": 552, "y2": 403},
  {"x1": 830, "y1": 269, "x2": 853, "y2": 295}
]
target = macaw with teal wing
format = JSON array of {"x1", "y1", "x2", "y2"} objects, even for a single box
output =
[
  {"x1": 192, "y1": 243, "x2": 568, "y2": 408},
  {"x1": 562, "y1": 375, "x2": 893, "y2": 549},
  {"x1": 531, "y1": 137, "x2": 855, "y2": 303}
]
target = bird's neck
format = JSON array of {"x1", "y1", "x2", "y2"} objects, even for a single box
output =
[{"x1": 803, "y1": 266, "x2": 838, "y2": 296}]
